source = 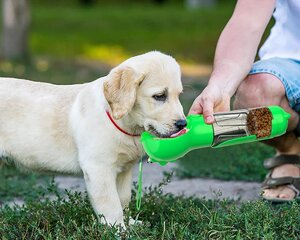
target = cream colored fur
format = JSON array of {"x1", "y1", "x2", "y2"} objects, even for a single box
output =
[{"x1": 0, "y1": 51, "x2": 184, "y2": 227}]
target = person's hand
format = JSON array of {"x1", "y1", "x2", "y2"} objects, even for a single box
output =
[{"x1": 188, "y1": 85, "x2": 231, "y2": 124}]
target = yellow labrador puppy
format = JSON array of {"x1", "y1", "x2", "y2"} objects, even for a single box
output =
[{"x1": 0, "y1": 51, "x2": 185, "y2": 227}]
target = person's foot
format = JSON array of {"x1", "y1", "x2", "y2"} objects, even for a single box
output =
[{"x1": 262, "y1": 163, "x2": 300, "y2": 200}]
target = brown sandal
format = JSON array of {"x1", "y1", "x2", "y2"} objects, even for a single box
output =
[{"x1": 262, "y1": 154, "x2": 300, "y2": 202}]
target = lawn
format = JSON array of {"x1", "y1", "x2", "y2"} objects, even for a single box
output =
[{"x1": 1, "y1": 175, "x2": 299, "y2": 239}]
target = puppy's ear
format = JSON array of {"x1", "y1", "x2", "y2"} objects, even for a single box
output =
[{"x1": 103, "y1": 66, "x2": 145, "y2": 120}]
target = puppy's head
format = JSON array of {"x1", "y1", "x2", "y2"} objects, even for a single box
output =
[{"x1": 103, "y1": 51, "x2": 185, "y2": 137}]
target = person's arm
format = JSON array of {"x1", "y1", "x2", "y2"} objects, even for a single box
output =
[{"x1": 189, "y1": 0, "x2": 276, "y2": 123}]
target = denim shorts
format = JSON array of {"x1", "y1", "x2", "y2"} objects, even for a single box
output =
[{"x1": 249, "y1": 57, "x2": 300, "y2": 112}]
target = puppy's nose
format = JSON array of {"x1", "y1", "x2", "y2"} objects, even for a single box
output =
[{"x1": 175, "y1": 119, "x2": 187, "y2": 130}]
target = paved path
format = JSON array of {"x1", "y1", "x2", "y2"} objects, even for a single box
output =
[
  {"x1": 6, "y1": 161, "x2": 261, "y2": 207},
  {"x1": 54, "y1": 161, "x2": 261, "y2": 202}
]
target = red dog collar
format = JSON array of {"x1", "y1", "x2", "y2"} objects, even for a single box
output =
[{"x1": 106, "y1": 111, "x2": 140, "y2": 137}]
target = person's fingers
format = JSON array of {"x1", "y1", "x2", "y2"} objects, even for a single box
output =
[
  {"x1": 188, "y1": 99, "x2": 203, "y2": 115},
  {"x1": 202, "y1": 100, "x2": 214, "y2": 124},
  {"x1": 188, "y1": 105, "x2": 202, "y2": 115}
]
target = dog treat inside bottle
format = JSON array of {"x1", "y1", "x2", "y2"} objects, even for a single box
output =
[
  {"x1": 212, "y1": 107, "x2": 274, "y2": 146},
  {"x1": 246, "y1": 107, "x2": 272, "y2": 138}
]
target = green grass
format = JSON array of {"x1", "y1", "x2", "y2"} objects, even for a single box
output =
[
  {"x1": 19, "y1": 1, "x2": 272, "y2": 65},
  {"x1": 0, "y1": 57, "x2": 107, "y2": 84},
  {"x1": 1, "y1": 2, "x2": 235, "y2": 65},
  {"x1": 1, "y1": 176, "x2": 299, "y2": 239},
  {"x1": 0, "y1": 163, "x2": 54, "y2": 202},
  {"x1": 176, "y1": 143, "x2": 274, "y2": 182}
]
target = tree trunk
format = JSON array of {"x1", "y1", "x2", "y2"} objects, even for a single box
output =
[{"x1": 1, "y1": 0, "x2": 30, "y2": 60}]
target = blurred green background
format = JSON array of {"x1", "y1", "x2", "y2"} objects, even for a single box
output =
[{"x1": 0, "y1": 0, "x2": 275, "y2": 184}]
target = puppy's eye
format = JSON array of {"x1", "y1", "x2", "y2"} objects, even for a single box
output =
[{"x1": 152, "y1": 93, "x2": 167, "y2": 102}]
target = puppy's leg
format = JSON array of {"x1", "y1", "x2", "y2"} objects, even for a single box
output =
[
  {"x1": 116, "y1": 167, "x2": 133, "y2": 209},
  {"x1": 117, "y1": 166, "x2": 143, "y2": 226},
  {"x1": 81, "y1": 163, "x2": 125, "y2": 227}
]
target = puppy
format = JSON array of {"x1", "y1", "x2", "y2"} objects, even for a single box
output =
[{"x1": 0, "y1": 51, "x2": 185, "y2": 227}]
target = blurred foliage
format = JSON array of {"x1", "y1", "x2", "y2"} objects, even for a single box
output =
[
  {"x1": 176, "y1": 142, "x2": 274, "y2": 181},
  {"x1": 31, "y1": 0, "x2": 202, "y2": 6},
  {"x1": 0, "y1": 1, "x2": 273, "y2": 66},
  {"x1": 0, "y1": 57, "x2": 107, "y2": 84},
  {"x1": 0, "y1": 1, "x2": 236, "y2": 65}
]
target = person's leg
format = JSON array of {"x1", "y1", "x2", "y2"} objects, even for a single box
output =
[{"x1": 234, "y1": 68, "x2": 300, "y2": 199}]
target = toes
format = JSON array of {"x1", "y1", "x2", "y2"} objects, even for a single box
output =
[
  {"x1": 278, "y1": 187, "x2": 296, "y2": 200},
  {"x1": 262, "y1": 189, "x2": 271, "y2": 197},
  {"x1": 263, "y1": 186, "x2": 296, "y2": 200},
  {"x1": 262, "y1": 188, "x2": 281, "y2": 198}
]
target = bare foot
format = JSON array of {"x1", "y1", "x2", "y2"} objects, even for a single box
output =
[{"x1": 263, "y1": 163, "x2": 300, "y2": 200}]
